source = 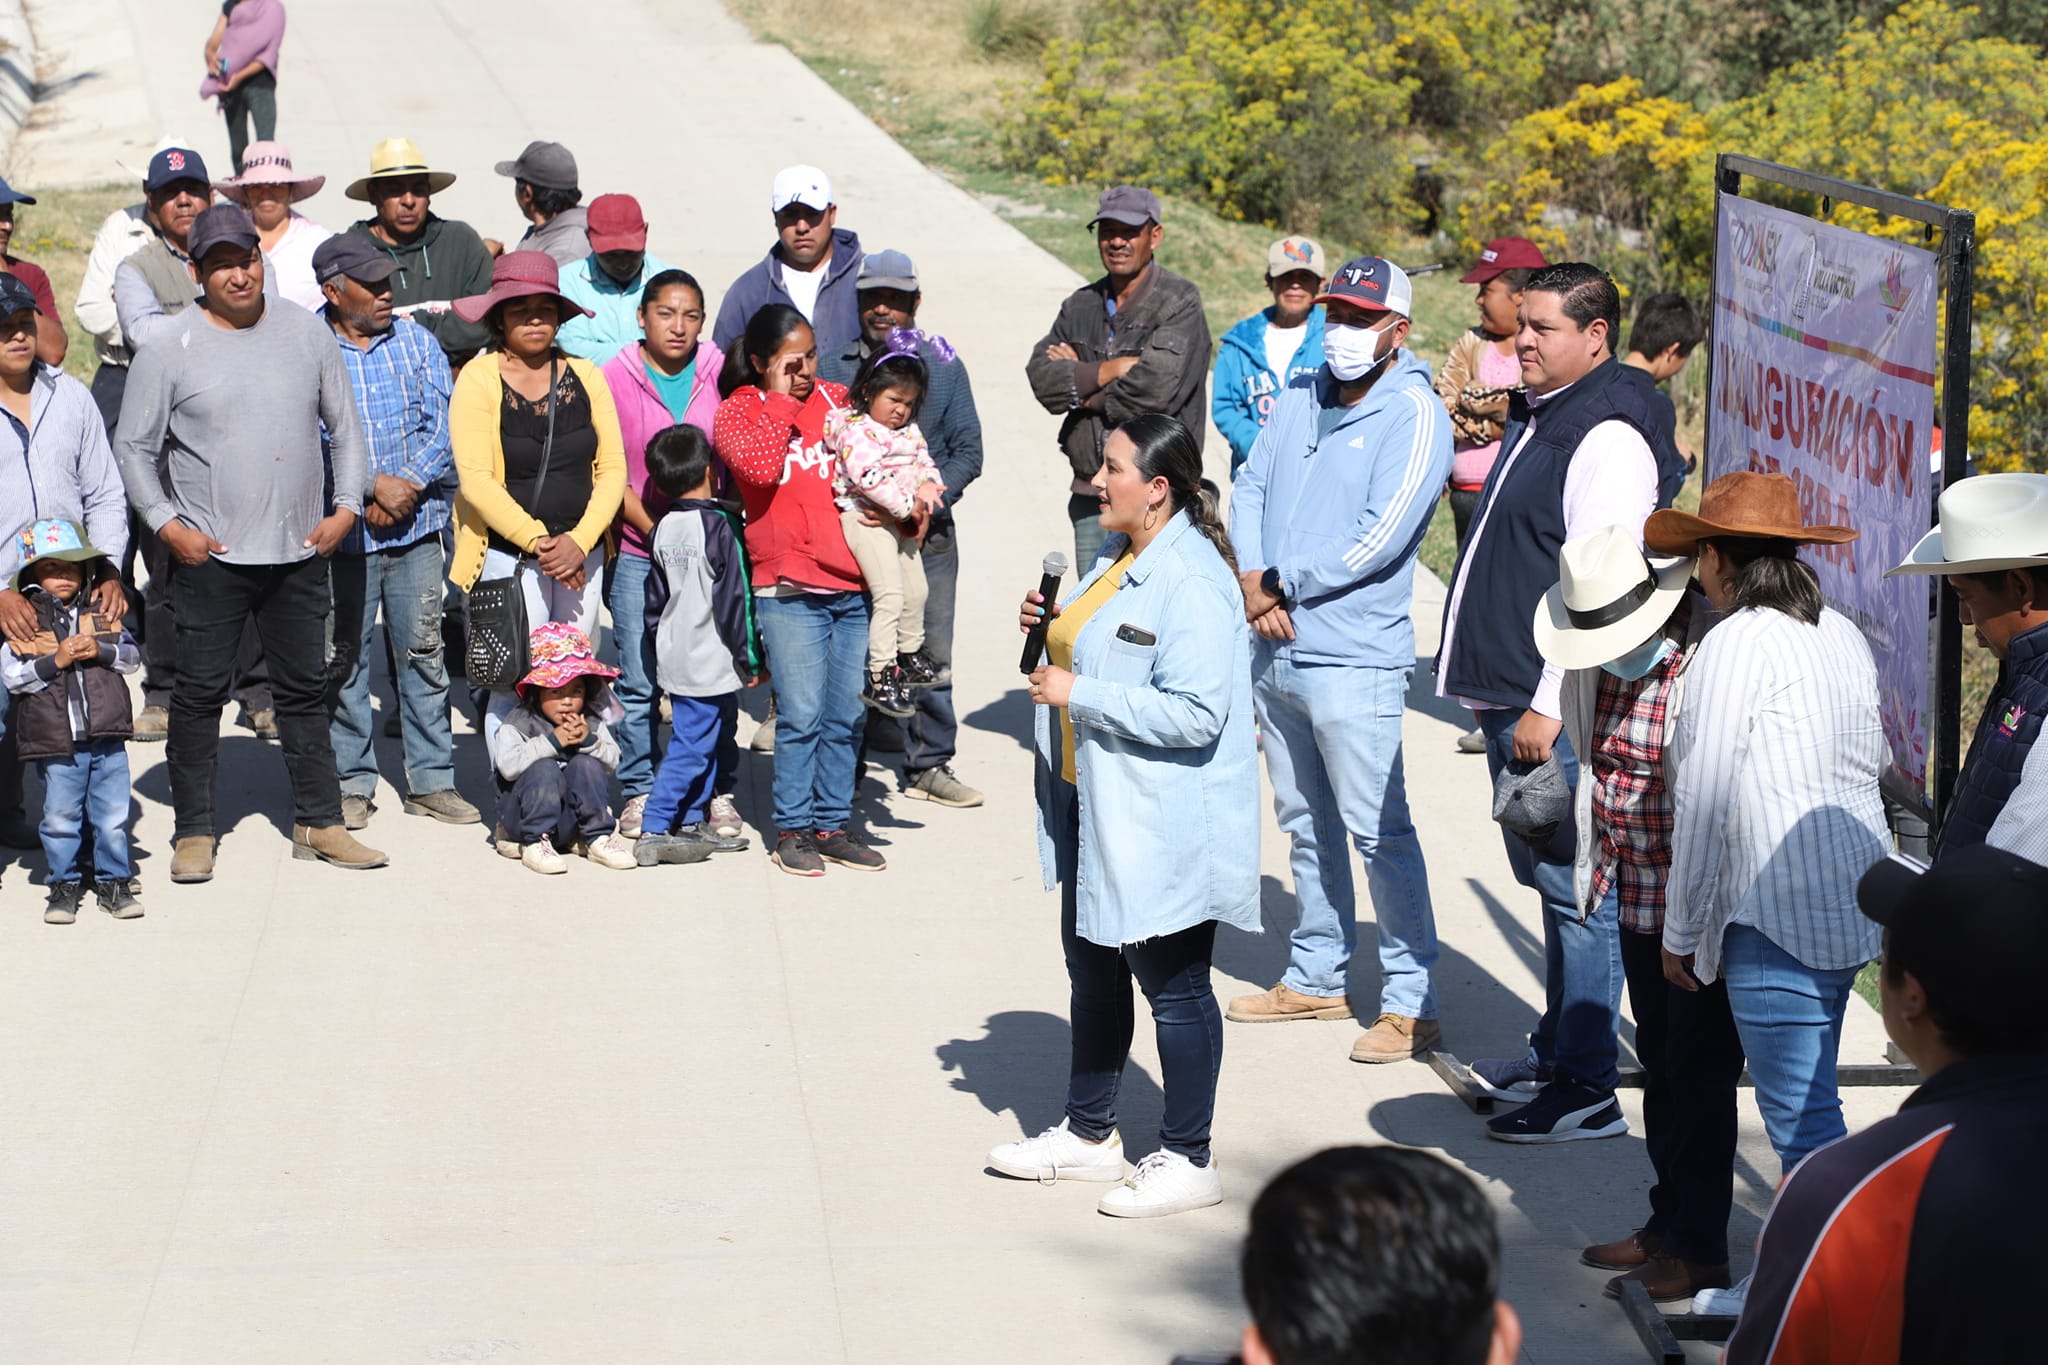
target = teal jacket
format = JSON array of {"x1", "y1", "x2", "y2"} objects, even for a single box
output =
[{"x1": 1212, "y1": 306, "x2": 1325, "y2": 474}]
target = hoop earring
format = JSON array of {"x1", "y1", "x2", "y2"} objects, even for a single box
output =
[{"x1": 1143, "y1": 504, "x2": 1160, "y2": 532}]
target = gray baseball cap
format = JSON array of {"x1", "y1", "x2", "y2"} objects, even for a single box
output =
[
  {"x1": 856, "y1": 250, "x2": 919, "y2": 293},
  {"x1": 1491, "y1": 754, "x2": 1574, "y2": 857},
  {"x1": 312, "y1": 234, "x2": 399, "y2": 286},
  {"x1": 187, "y1": 203, "x2": 259, "y2": 262},
  {"x1": 494, "y1": 140, "x2": 578, "y2": 192},
  {"x1": 1087, "y1": 185, "x2": 1161, "y2": 229}
]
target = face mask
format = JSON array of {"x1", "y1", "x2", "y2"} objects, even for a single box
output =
[
  {"x1": 1323, "y1": 318, "x2": 1398, "y2": 382},
  {"x1": 1600, "y1": 634, "x2": 1677, "y2": 681}
]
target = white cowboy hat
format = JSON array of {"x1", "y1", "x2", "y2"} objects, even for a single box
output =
[
  {"x1": 1533, "y1": 525, "x2": 1695, "y2": 671},
  {"x1": 1888, "y1": 473, "x2": 2048, "y2": 577}
]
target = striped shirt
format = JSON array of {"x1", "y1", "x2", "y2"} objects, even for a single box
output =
[
  {"x1": 1663, "y1": 605, "x2": 1888, "y2": 983},
  {"x1": 326, "y1": 313, "x2": 455, "y2": 555}
]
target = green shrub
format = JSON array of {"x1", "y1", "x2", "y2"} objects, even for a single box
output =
[{"x1": 967, "y1": 0, "x2": 1059, "y2": 60}]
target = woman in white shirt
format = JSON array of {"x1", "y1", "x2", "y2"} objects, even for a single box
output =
[
  {"x1": 214, "y1": 140, "x2": 331, "y2": 311},
  {"x1": 1646, "y1": 471, "x2": 1888, "y2": 1184}
]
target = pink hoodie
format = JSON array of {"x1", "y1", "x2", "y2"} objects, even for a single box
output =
[{"x1": 598, "y1": 340, "x2": 726, "y2": 558}]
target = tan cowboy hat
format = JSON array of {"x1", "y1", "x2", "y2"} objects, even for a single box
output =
[
  {"x1": 1887, "y1": 473, "x2": 2048, "y2": 578},
  {"x1": 1643, "y1": 470, "x2": 1858, "y2": 555},
  {"x1": 1533, "y1": 526, "x2": 1695, "y2": 670},
  {"x1": 344, "y1": 137, "x2": 457, "y2": 202},
  {"x1": 214, "y1": 141, "x2": 324, "y2": 205}
]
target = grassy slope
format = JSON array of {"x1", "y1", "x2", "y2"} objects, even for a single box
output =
[{"x1": 14, "y1": 185, "x2": 132, "y2": 382}]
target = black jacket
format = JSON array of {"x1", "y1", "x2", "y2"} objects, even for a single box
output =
[
  {"x1": 6, "y1": 588, "x2": 135, "y2": 761},
  {"x1": 1939, "y1": 621, "x2": 2048, "y2": 856}
]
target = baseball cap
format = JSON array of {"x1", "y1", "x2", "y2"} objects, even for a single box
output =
[
  {"x1": 145, "y1": 146, "x2": 210, "y2": 194},
  {"x1": 1087, "y1": 185, "x2": 1161, "y2": 229},
  {"x1": 771, "y1": 165, "x2": 833, "y2": 214},
  {"x1": 585, "y1": 193, "x2": 648, "y2": 254},
  {"x1": 1460, "y1": 236, "x2": 1548, "y2": 284},
  {"x1": 1858, "y1": 845, "x2": 2048, "y2": 1043},
  {"x1": 856, "y1": 249, "x2": 919, "y2": 293},
  {"x1": 312, "y1": 234, "x2": 399, "y2": 286},
  {"x1": 1267, "y1": 235, "x2": 1325, "y2": 278},
  {"x1": 186, "y1": 203, "x2": 259, "y2": 262},
  {"x1": 494, "y1": 140, "x2": 578, "y2": 192},
  {"x1": 1315, "y1": 256, "x2": 1413, "y2": 318},
  {"x1": 0, "y1": 273, "x2": 39, "y2": 319},
  {"x1": 0, "y1": 175, "x2": 36, "y2": 209},
  {"x1": 1491, "y1": 754, "x2": 1573, "y2": 859}
]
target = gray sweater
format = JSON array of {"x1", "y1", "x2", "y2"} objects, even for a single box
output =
[{"x1": 115, "y1": 298, "x2": 368, "y2": 566}]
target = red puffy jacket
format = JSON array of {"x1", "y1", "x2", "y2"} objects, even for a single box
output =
[{"x1": 711, "y1": 380, "x2": 862, "y2": 593}]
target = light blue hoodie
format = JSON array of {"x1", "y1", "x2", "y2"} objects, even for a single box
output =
[
  {"x1": 1211, "y1": 306, "x2": 1326, "y2": 475},
  {"x1": 1229, "y1": 350, "x2": 1452, "y2": 670}
]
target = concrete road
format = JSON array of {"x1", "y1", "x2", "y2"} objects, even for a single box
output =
[{"x1": 0, "y1": 2, "x2": 1909, "y2": 1361}]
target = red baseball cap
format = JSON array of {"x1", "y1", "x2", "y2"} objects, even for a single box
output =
[
  {"x1": 1460, "y1": 237, "x2": 1547, "y2": 284},
  {"x1": 586, "y1": 193, "x2": 648, "y2": 254}
]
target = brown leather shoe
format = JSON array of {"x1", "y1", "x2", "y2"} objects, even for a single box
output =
[
  {"x1": 292, "y1": 824, "x2": 389, "y2": 870},
  {"x1": 1604, "y1": 1253, "x2": 1731, "y2": 1303},
  {"x1": 169, "y1": 836, "x2": 215, "y2": 884},
  {"x1": 1582, "y1": 1226, "x2": 1661, "y2": 1270},
  {"x1": 1226, "y1": 982, "x2": 1353, "y2": 1023},
  {"x1": 1349, "y1": 1012, "x2": 1442, "y2": 1063}
]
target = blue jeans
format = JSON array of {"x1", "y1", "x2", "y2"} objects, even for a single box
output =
[
  {"x1": 644, "y1": 693, "x2": 736, "y2": 834},
  {"x1": 1721, "y1": 923, "x2": 1861, "y2": 1173},
  {"x1": 1256, "y1": 655, "x2": 1439, "y2": 1018},
  {"x1": 330, "y1": 538, "x2": 457, "y2": 800},
  {"x1": 753, "y1": 591, "x2": 868, "y2": 834},
  {"x1": 606, "y1": 553, "x2": 661, "y2": 799},
  {"x1": 1478, "y1": 706, "x2": 1622, "y2": 1093},
  {"x1": 1055, "y1": 791, "x2": 1222, "y2": 1164},
  {"x1": 40, "y1": 741, "x2": 132, "y2": 883}
]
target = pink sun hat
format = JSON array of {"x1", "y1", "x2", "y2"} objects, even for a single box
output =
[
  {"x1": 517, "y1": 622, "x2": 620, "y2": 697},
  {"x1": 214, "y1": 142, "x2": 325, "y2": 205},
  {"x1": 453, "y1": 250, "x2": 593, "y2": 325}
]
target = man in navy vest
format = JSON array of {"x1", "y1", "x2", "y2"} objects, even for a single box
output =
[
  {"x1": 1436, "y1": 263, "x2": 1662, "y2": 1142},
  {"x1": 1887, "y1": 472, "x2": 2048, "y2": 863}
]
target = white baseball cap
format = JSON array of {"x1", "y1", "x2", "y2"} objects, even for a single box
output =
[{"x1": 771, "y1": 165, "x2": 833, "y2": 213}]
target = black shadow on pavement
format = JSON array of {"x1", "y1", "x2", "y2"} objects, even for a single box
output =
[
  {"x1": 130, "y1": 738, "x2": 295, "y2": 841},
  {"x1": 962, "y1": 687, "x2": 1035, "y2": 752},
  {"x1": 1404, "y1": 653, "x2": 1470, "y2": 726},
  {"x1": 938, "y1": 1009, "x2": 1167, "y2": 1156}
]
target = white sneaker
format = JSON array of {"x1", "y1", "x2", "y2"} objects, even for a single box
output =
[
  {"x1": 987, "y1": 1119, "x2": 1127, "y2": 1184},
  {"x1": 1098, "y1": 1150, "x2": 1224, "y2": 1218},
  {"x1": 584, "y1": 829, "x2": 638, "y2": 870},
  {"x1": 521, "y1": 838, "x2": 566, "y2": 875},
  {"x1": 618, "y1": 795, "x2": 647, "y2": 840},
  {"x1": 1692, "y1": 1271, "x2": 1753, "y2": 1316},
  {"x1": 708, "y1": 793, "x2": 743, "y2": 838}
]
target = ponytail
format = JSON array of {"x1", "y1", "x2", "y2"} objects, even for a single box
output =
[
  {"x1": 1189, "y1": 478, "x2": 1240, "y2": 581},
  {"x1": 1707, "y1": 536, "x2": 1823, "y2": 625}
]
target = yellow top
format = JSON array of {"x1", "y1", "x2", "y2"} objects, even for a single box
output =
[{"x1": 1045, "y1": 550, "x2": 1134, "y2": 784}]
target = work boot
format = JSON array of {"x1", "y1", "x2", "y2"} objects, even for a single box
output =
[
  {"x1": 240, "y1": 705, "x2": 280, "y2": 740},
  {"x1": 169, "y1": 836, "x2": 215, "y2": 884},
  {"x1": 1226, "y1": 982, "x2": 1353, "y2": 1023},
  {"x1": 291, "y1": 824, "x2": 389, "y2": 870},
  {"x1": 1605, "y1": 1254, "x2": 1731, "y2": 1304},
  {"x1": 134, "y1": 704, "x2": 170, "y2": 742},
  {"x1": 403, "y1": 788, "x2": 482, "y2": 825},
  {"x1": 1349, "y1": 1012, "x2": 1442, "y2": 1063}
]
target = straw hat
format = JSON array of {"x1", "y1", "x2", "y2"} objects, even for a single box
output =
[
  {"x1": 1533, "y1": 526, "x2": 1695, "y2": 670},
  {"x1": 452, "y1": 251, "x2": 593, "y2": 325},
  {"x1": 214, "y1": 141, "x2": 324, "y2": 205},
  {"x1": 344, "y1": 138, "x2": 457, "y2": 202},
  {"x1": 1642, "y1": 471, "x2": 1858, "y2": 555},
  {"x1": 1887, "y1": 473, "x2": 2048, "y2": 578}
]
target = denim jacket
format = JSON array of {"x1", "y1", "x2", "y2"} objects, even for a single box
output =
[{"x1": 1033, "y1": 511, "x2": 1262, "y2": 947}]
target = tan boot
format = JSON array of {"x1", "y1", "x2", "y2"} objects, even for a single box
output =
[
  {"x1": 292, "y1": 824, "x2": 389, "y2": 870},
  {"x1": 1225, "y1": 982, "x2": 1354, "y2": 1023},
  {"x1": 169, "y1": 836, "x2": 215, "y2": 884},
  {"x1": 1349, "y1": 1012, "x2": 1442, "y2": 1063}
]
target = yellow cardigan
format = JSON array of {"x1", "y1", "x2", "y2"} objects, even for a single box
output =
[{"x1": 449, "y1": 350, "x2": 627, "y2": 590}]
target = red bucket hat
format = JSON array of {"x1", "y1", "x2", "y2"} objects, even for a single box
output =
[{"x1": 452, "y1": 250, "x2": 593, "y2": 325}]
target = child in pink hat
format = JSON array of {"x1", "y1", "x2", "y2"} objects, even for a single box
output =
[{"x1": 491, "y1": 622, "x2": 636, "y2": 874}]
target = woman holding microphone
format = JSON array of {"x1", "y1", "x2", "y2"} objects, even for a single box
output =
[{"x1": 993, "y1": 414, "x2": 1260, "y2": 1219}]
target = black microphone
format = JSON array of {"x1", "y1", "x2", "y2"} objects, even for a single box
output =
[{"x1": 1020, "y1": 550, "x2": 1070, "y2": 674}]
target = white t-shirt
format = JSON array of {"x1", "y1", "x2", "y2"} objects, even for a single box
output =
[
  {"x1": 781, "y1": 259, "x2": 826, "y2": 322},
  {"x1": 1263, "y1": 320, "x2": 1305, "y2": 383}
]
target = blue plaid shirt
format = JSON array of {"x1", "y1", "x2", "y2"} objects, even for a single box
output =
[{"x1": 326, "y1": 312, "x2": 455, "y2": 554}]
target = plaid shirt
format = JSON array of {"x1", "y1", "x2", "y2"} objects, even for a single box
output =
[
  {"x1": 327, "y1": 312, "x2": 455, "y2": 554},
  {"x1": 1588, "y1": 612, "x2": 1687, "y2": 933}
]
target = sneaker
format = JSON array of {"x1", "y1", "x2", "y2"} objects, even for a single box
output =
[
  {"x1": 1485, "y1": 1081, "x2": 1629, "y2": 1143},
  {"x1": 634, "y1": 829, "x2": 717, "y2": 866},
  {"x1": 751, "y1": 700, "x2": 777, "y2": 753},
  {"x1": 1470, "y1": 1055, "x2": 1553, "y2": 1100},
  {"x1": 1456, "y1": 727, "x2": 1488, "y2": 754},
  {"x1": 1691, "y1": 1271, "x2": 1752, "y2": 1316},
  {"x1": 403, "y1": 788, "x2": 482, "y2": 825},
  {"x1": 1098, "y1": 1150, "x2": 1224, "y2": 1219},
  {"x1": 772, "y1": 830, "x2": 824, "y2": 877},
  {"x1": 521, "y1": 837, "x2": 567, "y2": 875},
  {"x1": 96, "y1": 877, "x2": 143, "y2": 919},
  {"x1": 905, "y1": 764, "x2": 983, "y2": 808},
  {"x1": 860, "y1": 667, "x2": 916, "y2": 719},
  {"x1": 679, "y1": 820, "x2": 749, "y2": 853},
  {"x1": 341, "y1": 794, "x2": 376, "y2": 831},
  {"x1": 1351, "y1": 1012, "x2": 1442, "y2": 1062},
  {"x1": 814, "y1": 828, "x2": 886, "y2": 871},
  {"x1": 44, "y1": 881, "x2": 83, "y2": 925},
  {"x1": 896, "y1": 649, "x2": 950, "y2": 688},
  {"x1": 987, "y1": 1118, "x2": 1127, "y2": 1184},
  {"x1": 134, "y1": 703, "x2": 170, "y2": 742},
  {"x1": 707, "y1": 793, "x2": 743, "y2": 838},
  {"x1": 240, "y1": 705, "x2": 280, "y2": 740},
  {"x1": 1227, "y1": 982, "x2": 1353, "y2": 1023},
  {"x1": 617, "y1": 794, "x2": 648, "y2": 840},
  {"x1": 582, "y1": 830, "x2": 639, "y2": 870},
  {"x1": 492, "y1": 822, "x2": 522, "y2": 860}
]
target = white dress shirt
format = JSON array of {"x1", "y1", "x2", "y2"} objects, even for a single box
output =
[
  {"x1": 1988, "y1": 736, "x2": 2048, "y2": 867},
  {"x1": 73, "y1": 205, "x2": 151, "y2": 366},
  {"x1": 1663, "y1": 605, "x2": 1890, "y2": 984}
]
